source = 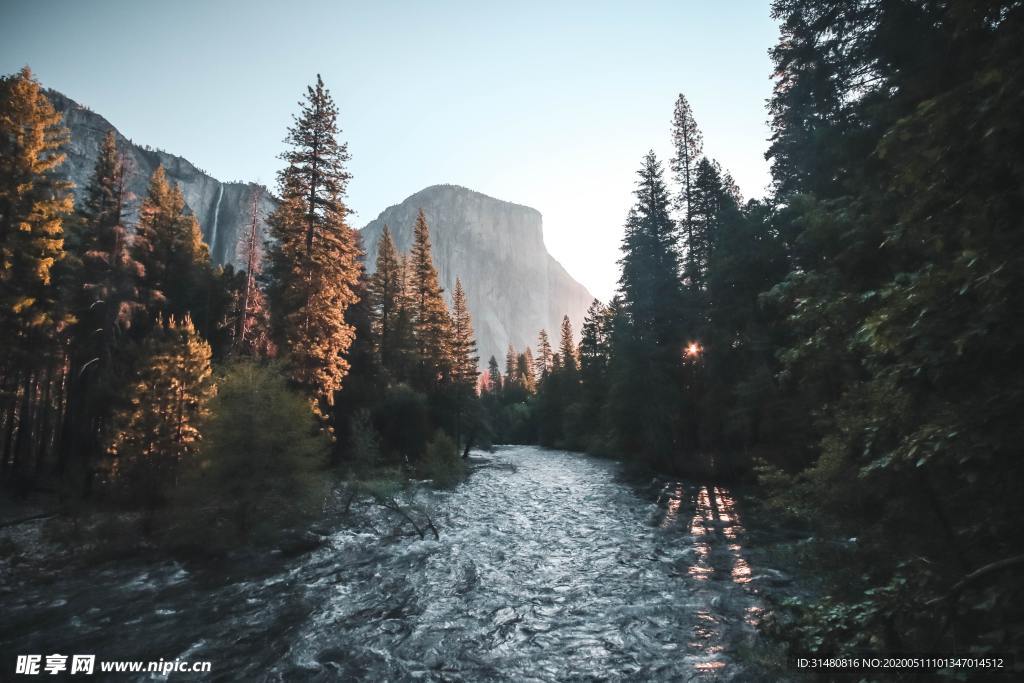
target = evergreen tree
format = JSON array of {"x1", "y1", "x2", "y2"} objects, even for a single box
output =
[
  {"x1": 609, "y1": 151, "x2": 687, "y2": 465},
  {"x1": 264, "y1": 75, "x2": 361, "y2": 421},
  {"x1": 557, "y1": 315, "x2": 577, "y2": 374},
  {"x1": 449, "y1": 277, "x2": 479, "y2": 391},
  {"x1": 670, "y1": 93, "x2": 703, "y2": 258},
  {"x1": 579, "y1": 300, "x2": 609, "y2": 378},
  {"x1": 755, "y1": 0, "x2": 1024, "y2": 659},
  {"x1": 575, "y1": 299, "x2": 613, "y2": 448},
  {"x1": 535, "y1": 329, "x2": 552, "y2": 380},
  {"x1": 131, "y1": 165, "x2": 209, "y2": 327},
  {"x1": 369, "y1": 225, "x2": 403, "y2": 373},
  {"x1": 0, "y1": 67, "x2": 73, "y2": 480},
  {"x1": 684, "y1": 157, "x2": 742, "y2": 291},
  {"x1": 233, "y1": 189, "x2": 274, "y2": 357},
  {"x1": 407, "y1": 209, "x2": 452, "y2": 389},
  {"x1": 62, "y1": 131, "x2": 144, "y2": 472},
  {"x1": 504, "y1": 343, "x2": 519, "y2": 390},
  {"x1": 521, "y1": 347, "x2": 536, "y2": 394},
  {"x1": 485, "y1": 355, "x2": 502, "y2": 394},
  {"x1": 331, "y1": 240, "x2": 383, "y2": 460},
  {"x1": 110, "y1": 316, "x2": 215, "y2": 505},
  {"x1": 448, "y1": 277, "x2": 479, "y2": 452}
]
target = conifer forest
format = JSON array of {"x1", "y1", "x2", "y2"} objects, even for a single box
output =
[{"x1": 1, "y1": 1, "x2": 1022, "y2": 680}]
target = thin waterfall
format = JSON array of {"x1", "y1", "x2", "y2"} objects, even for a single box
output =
[{"x1": 209, "y1": 185, "x2": 224, "y2": 261}]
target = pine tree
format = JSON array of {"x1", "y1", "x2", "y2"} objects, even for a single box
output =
[
  {"x1": 610, "y1": 151, "x2": 687, "y2": 463},
  {"x1": 370, "y1": 225, "x2": 403, "y2": 373},
  {"x1": 233, "y1": 188, "x2": 273, "y2": 357},
  {"x1": 535, "y1": 329, "x2": 553, "y2": 380},
  {"x1": 686, "y1": 157, "x2": 740, "y2": 290},
  {"x1": 449, "y1": 277, "x2": 479, "y2": 391},
  {"x1": 558, "y1": 315, "x2": 577, "y2": 374},
  {"x1": 486, "y1": 355, "x2": 502, "y2": 394},
  {"x1": 0, "y1": 67, "x2": 73, "y2": 479},
  {"x1": 62, "y1": 131, "x2": 145, "y2": 470},
  {"x1": 110, "y1": 315, "x2": 215, "y2": 503},
  {"x1": 521, "y1": 347, "x2": 536, "y2": 394},
  {"x1": 579, "y1": 300, "x2": 610, "y2": 380},
  {"x1": 331, "y1": 238, "x2": 383, "y2": 456},
  {"x1": 504, "y1": 343, "x2": 519, "y2": 389},
  {"x1": 447, "y1": 277, "x2": 479, "y2": 451},
  {"x1": 670, "y1": 94, "x2": 704, "y2": 260},
  {"x1": 577, "y1": 298, "x2": 613, "y2": 444},
  {"x1": 265, "y1": 75, "x2": 361, "y2": 420},
  {"x1": 131, "y1": 165, "x2": 209, "y2": 327},
  {"x1": 407, "y1": 209, "x2": 452, "y2": 388}
]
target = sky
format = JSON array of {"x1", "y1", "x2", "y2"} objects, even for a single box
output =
[{"x1": 1, "y1": 0, "x2": 778, "y2": 301}]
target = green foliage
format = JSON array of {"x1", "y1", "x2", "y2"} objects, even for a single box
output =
[
  {"x1": 755, "y1": 0, "x2": 1024, "y2": 663},
  {"x1": 172, "y1": 361, "x2": 329, "y2": 547},
  {"x1": 347, "y1": 409, "x2": 381, "y2": 475},
  {"x1": 108, "y1": 316, "x2": 215, "y2": 508},
  {"x1": 420, "y1": 430, "x2": 464, "y2": 489},
  {"x1": 607, "y1": 152, "x2": 687, "y2": 465}
]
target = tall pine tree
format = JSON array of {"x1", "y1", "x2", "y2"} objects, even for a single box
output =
[
  {"x1": 670, "y1": 93, "x2": 703, "y2": 270},
  {"x1": 369, "y1": 225, "x2": 403, "y2": 375},
  {"x1": 0, "y1": 67, "x2": 73, "y2": 480},
  {"x1": 609, "y1": 152, "x2": 687, "y2": 465},
  {"x1": 449, "y1": 277, "x2": 479, "y2": 391},
  {"x1": 407, "y1": 209, "x2": 452, "y2": 389},
  {"x1": 62, "y1": 131, "x2": 144, "y2": 473},
  {"x1": 265, "y1": 75, "x2": 361, "y2": 421},
  {"x1": 534, "y1": 329, "x2": 553, "y2": 381}
]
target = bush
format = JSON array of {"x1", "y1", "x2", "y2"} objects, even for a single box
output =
[
  {"x1": 420, "y1": 431, "x2": 464, "y2": 489},
  {"x1": 347, "y1": 409, "x2": 382, "y2": 475},
  {"x1": 169, "y1": 361, "x2": 330, "y2": 550}
]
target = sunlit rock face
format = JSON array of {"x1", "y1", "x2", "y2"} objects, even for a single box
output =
[
  {"x1": 47, "y1": 90, "x2": 274, "y2": 268},
  {"x1": 361, "y1": 185, "x2": 594, "y2": 369}
]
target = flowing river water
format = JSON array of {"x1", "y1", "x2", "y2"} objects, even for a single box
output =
[{"x1": 2, "y1": 446, "x2": 786, "y2": 681}]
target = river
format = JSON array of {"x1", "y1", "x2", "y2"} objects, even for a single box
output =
[{"x1": 1, "y1": 446, "x2": 782, "y2": 680}]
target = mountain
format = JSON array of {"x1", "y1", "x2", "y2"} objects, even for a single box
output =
[
  {"x1": 46, "y1": 90, "x2": 274, "y2": 268},
  {"x1": 47, "y1": 90, "x2": 594, "y2": 367},
  {"x1": 361, "y1": 185, "x2": 594, "y2": 369}
]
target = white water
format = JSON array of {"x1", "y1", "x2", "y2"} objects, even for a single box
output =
[
  {"x1": 209, "y1": 185, "x2": 224, "y2": 259},
  {"x1": 0, "y1": 447, "x2": 779, "y2": 680}
]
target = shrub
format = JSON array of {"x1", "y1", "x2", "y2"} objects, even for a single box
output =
[
  {"x1": 169, "y1": 361, "x2": 329, "y2": 550},
  {"x1": 420, "y1": 431, "x2": 464, "y2": 489},
  {"x1": 347, "y1": 409, "x2": 382, "y2": 475}
]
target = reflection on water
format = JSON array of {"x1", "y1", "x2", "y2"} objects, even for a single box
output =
[
  {"x1": 2, "y1": 447, "x2": 767, "y2": 681},
  {"x1": 666, "y1": 484, "x2": 752, "y2": 587}
]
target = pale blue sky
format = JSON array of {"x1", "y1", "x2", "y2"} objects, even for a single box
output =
[{"x1": 1, "y1": 0, "x2": 778, "y2": 300}]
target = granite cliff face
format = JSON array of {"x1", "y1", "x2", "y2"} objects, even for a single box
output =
[
  {"x1": 46, "y1": 90, "x2": 274, "y2": 268},
  {"x1": 361, "y1": 185, "x2": 594, "y2": 368}
]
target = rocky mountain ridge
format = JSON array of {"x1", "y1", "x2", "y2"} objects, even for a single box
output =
[{"x1": 46, "y1": 90, "x2": 274, "y2": 269}]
